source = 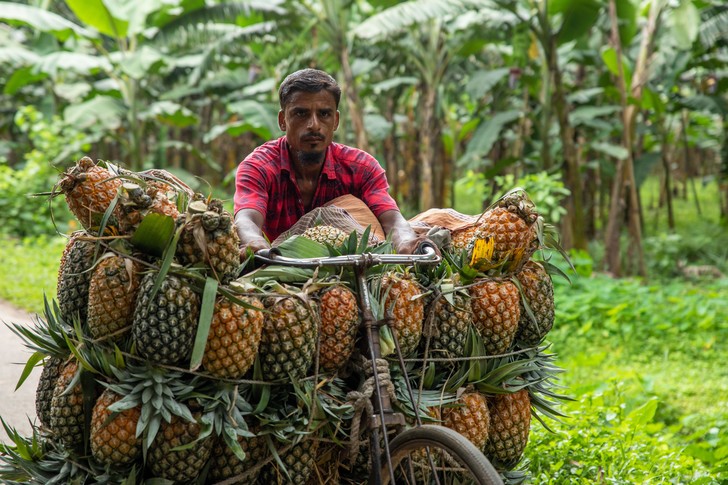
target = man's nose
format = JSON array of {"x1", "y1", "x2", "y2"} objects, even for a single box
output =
[{"x1": 307, "y1": 114, "x2": 320, "y2": 130}]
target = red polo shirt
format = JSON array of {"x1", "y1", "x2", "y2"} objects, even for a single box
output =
[{"x1": 234, "y1": 136, "x2": 399, "y2": 241}]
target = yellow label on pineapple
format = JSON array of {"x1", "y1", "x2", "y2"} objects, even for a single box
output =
[{"x1": 470, "y1": 236, "x2": 495, "y2": 268}]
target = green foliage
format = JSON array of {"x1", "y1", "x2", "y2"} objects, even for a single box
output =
[
  {"x1": 454, "y1": 170, "x2": 570, "y2": 224},
  {"x1": 531, "y1": 274, "x2": 728, "y2": 483},
  {"x1": 0, "y1": 235, "x2": 65, "y2": 313},
  {"x1": 0, "y1": 106, "x2": 87, "y2": 237}
]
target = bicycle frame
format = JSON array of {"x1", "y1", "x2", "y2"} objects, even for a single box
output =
[{"x1": 255, "y1": 246, "x2": 441, "y2": 485}]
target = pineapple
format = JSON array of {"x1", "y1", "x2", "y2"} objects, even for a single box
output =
[
  {"x1": 148, "y1": 410, "x2": 214, "y2": 482},
  {"x1": 49, "y1": 359, "x2": 87, "y2": 449},
  {"x1": 381, "y1": 273, "x2": 424, "y2": 356},
  {"x1": 115, "y1": 181, "x2": 180, "y2": 235},
  {"x1": 317, "y1": 285, "x2": 359, "y2": 372},
  {"x1": 427, "y1": 286, "x2": 473, "y2": 358},
  {"x1": 442, "y1": 391, "x2": 491, "y2": 450},
  {"x1": 87, "y1": 252, "x2": 141, "y2": 341},
  {"x1": 466, "y1": 190, "x2": 541, "y2": 275},
  {"x1": 469, "y1": 278, "x2": 521, "y2": 355},
  {"x1": 56, "y1": 231, "x2": 96, "y2": 324},
  {"x1": 202, "y1": 295, "x2": 264, "y2": 379},
  {"x1": 259, "y1": 292, "x2": 316, "y2": 380},
  {"x1": 176, "y1": 197, "x2": 240, "y2": 283},
  {"x1": 261, "y1": 439, "x2": 318, "y2": 484},
  {"x1": 515, "y1": 261, "x2": 555, "y2": 346},
  {"x1": 57, "y1": 156, "x2": 123, "y2": 230},
  {"x1": 301, "y1": 225, "x2": 348, "y2": 247},
  {"x1": 36, "y1": 356, "x2": 65, "y2": 428},
  {"x1": 131, "y1": 271, "x2": 201, "y2": 365},
  {"x1": 90, "y1": 389, "x2": 142, "y2": 467},
  {"x1": 485, "y1": 389, "x2": 531, "y2": 469},
  {"x1": 208, "y1": 429, "x2": 268, "y2": 483},
  {"x1": 450, "y1": 225, "x2": 477, "y2": 253}
]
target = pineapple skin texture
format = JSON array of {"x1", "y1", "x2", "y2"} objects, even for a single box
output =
[
  {"x1": 90, "y1": 389, "x2": 142, "y2": 466},
  {"x1": 469, "y1": 278, "x2": 521, "y2": 355},
  {"x1": 515, "y1": 261, "x2": 555, "y2": 345},
  {"x1": 49, "y1": 360, "x2": 86, "y2": 449},
  {"x1": 486, "y1": 389, "x2": 532, "y2": 469},
  {"x1": 318, "y1": 285, "x2": 359, "y2": 372},
  {"x1": 57, "y1": 232, "x2": 95, "y2": 324},
  {"x1": 208, "y1": 428, "x2": 268, "y2": 483},
  {"x1": 203, "y1": 296, "x2": 264, "y2": 379},
  {"x1": 301, "y1": 225, "x2": 348, "y2": 246},
  {"x1": 443, "y1": 391, "x2": 491, "y2": 450},
  {"x1": 259, "y1": 295, "x2": 316, "y2": 380},
  {"x1": 430, "y1": 292, "x2": 473, "y2": 358},
  {"x1": 383, "y1": 275, "x2": 424, "y2": 357},
  {"x1": 149, "y1": 413, "x2": 214, "y2": 482},
  {"x1": 87, "y1": 255, "x2": 141, "y2": 341},
  {"x1": 36, "y1": 356, "x2": 64, "y2": 428},
  {"x1": 58, "y1": 157, "x2": 123, "y2": 230},
  {"x1": 131, "y1": 273, "x2": 201, "y2": 365}
]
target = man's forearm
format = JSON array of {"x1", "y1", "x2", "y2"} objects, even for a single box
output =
[{"x1": 234, "y1": 209, "x2": 270, "y2": 257}]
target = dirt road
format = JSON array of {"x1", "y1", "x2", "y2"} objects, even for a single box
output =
[{"x1": 0, "y1": 300, "x2": 40, "y2": 443}]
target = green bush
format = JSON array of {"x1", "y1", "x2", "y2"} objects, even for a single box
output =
[{"x1": 0, "y1": 106, "x2": 89, "y2": 237}]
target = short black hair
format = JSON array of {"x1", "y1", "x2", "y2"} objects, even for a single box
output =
[{"x1": 278, "y1": 69, "x2": 341, "y2": 109}]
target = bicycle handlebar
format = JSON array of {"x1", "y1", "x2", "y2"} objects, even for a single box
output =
[{"x1": 254, "y1": 244, "x2": 441, "y2": 268}]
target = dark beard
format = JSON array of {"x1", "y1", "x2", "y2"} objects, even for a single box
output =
[{"x1": 297, "y1": 150, "x2": 325, "y2": 166}]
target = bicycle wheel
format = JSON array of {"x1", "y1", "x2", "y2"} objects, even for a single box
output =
[{"x1": 381, "y1": 425, "x2": 503, "y2": 485}]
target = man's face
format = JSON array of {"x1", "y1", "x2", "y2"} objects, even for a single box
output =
[{"x1": 279, "y1": 90, "x2": 339, "y2": 167}]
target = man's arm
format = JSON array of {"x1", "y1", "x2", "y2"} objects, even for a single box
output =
[
  {"x1": 235, "y1": 208, "x2": 270, "y2": 259},
  {"x1": 378, "y1": 209, "x2": 432, "y2": 255}
]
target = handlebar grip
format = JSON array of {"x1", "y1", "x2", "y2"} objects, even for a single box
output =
[{"x1": 415, "y1": 241, "x2": 438, "y2": 256}]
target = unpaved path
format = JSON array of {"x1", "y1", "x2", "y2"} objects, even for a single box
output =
[{"x1": 0, "y1": 300, "x2": 40, "y2": 443}]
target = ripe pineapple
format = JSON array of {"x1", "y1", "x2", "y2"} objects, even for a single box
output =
[
  {"x1": 382, "y1": 273, "x2": 424, "y2": 356},
  {"x1": 469, "y1": 278, "x2": 521, "y2": 355},
  {"x1": 442, "y1": 391, "x2": 491, "y2": 450},
  {"x1": 56, "y1": 231, "x2": 96, "y2": 324},
  {"x1": 49, "y1": 360, "x2": 87, "y2": 449},
  {"x1": 90, "y1": 389, "x2": 142, "y2": 467},
  {"x1": 466, "y1": 190, "x2": 541, "y2": 275},
  {"x1": 450, "y1": 225, "x2": 477, "y2": 252},
  {"x1": 148, "y1": 410, "x2": 214, "y2": 482},
  {"x1": 131, "y1": 272, "x2": 201, "y2": 365},
  {"x1": 87, "y1": 252, "x2": 141, "y2": 341},
  {"x1": 301, "y1": 225, "x2": 348, "y2": 247},
  {"x1": 208, "y1": 428, "x2": 268, "y2": 483},
  {"x1": 515, "y1": 261, "x2": 555, "y2": 346},
  {"x1": 202, "y1": 295, "x2": 264, "y2": 379},
  {"x1": 115, "y1": 181, "x2": 180, "y2": 235},
  {"x1": 317, "y1": 285, "x2": 359, "y2": 372},
  {"x1": 57, "y1": 156, "x2": 123, "y2": 230},
  {"x1": 176, "y1": 198, "x2": 240, "y2": 283},
  {"x1": 259, "y1": 292, "x2": 316, "y2": 380},
  {"x1": 485, "y1": 389, "x2": 531, "y2": 469},
  {"x1": 261, "y1": 439, "x2": 318, "y2": 485},
  {"x1": 427, "y1": 287, "x2": 473, "y2": 358}
]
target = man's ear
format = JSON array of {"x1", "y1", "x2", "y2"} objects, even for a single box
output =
[
  {"x1": 278, "y1": 110, "x2": 286, "y2": 131},
  {"x1": 334, "y1": 110, "x2": 340, "y2": 131}
]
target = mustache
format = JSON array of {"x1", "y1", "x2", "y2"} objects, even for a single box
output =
[{"x1": 302, "y1": 133, "x2": 324, "y2": 140}]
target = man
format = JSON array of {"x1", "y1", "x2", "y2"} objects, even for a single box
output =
[{"x1": 234, "y1": 68, "x2": 431, "y2": 257}]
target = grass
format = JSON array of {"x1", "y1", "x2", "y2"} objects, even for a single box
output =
[{"x1": 0, "y1": 234, "x2": 65, "y2": 313}]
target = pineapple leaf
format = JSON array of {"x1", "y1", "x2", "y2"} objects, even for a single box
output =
[
  {"x1": 130, "y1": 213, "x2": 176, "y2": 257},
  {"x1": 97, "y1": 190, "x2": 120, "y2": 238},
  {"x1": 149, "y1": 225, "x2": 184, "y2": 301},
  {"x1": 275, "y1": 235, "x2": 330, "y2": 258},
  {"x1": 189, "y1": 276, "x2": 218, "y2": 372},
  {"x1": 14, "y1": 351, "x2": 44, "y2": 390}
]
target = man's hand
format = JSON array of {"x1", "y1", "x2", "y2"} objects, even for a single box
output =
[
  {"x1": 395, "y1": 235, "x2": 441, "y2": 256},
  {"x1": 235, "y1": 209, "x2": 270, "y2": 261}
]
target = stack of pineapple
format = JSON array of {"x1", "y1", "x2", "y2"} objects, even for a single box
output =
[{"x1": 1, "y1": 157, "x2": 567, "y2": 484}]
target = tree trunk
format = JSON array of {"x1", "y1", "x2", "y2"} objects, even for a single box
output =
[
  {"x1": 339, "y1": 47, "x2": 369, "y2": 154},
  {"x1": 546, "y1": 34, "x2": 586, "y2": 250},
  {"x1": 419, "y1": 83, "x2": 437, "y2": 211}
]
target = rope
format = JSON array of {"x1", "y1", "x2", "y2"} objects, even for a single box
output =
[{"x1": 345, "y1": 354, "x2": 398, "y2": 461}]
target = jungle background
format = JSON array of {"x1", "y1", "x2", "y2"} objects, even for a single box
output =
[{"x1": 0, "y1": 0, "x2": 726, "y2": 483}]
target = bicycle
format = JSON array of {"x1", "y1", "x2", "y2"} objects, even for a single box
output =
[{"x1": 255, "y1": 245, "x2": 503, "y2": 485}]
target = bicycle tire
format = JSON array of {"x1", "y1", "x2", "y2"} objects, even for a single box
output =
[{"x1": 381, "y1": 425, "x2": 503, "y2": 485}]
